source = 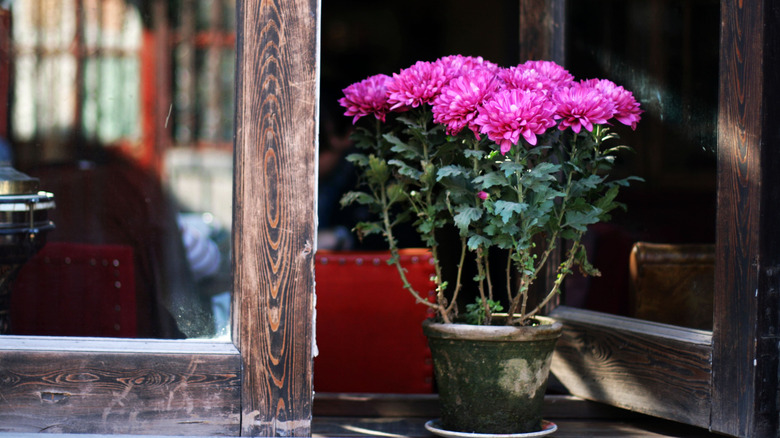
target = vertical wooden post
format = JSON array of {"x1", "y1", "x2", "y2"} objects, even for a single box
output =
[
  {"x1": 233, "y1": 0, "x2": 319, "y2": 436},
  {"x1": 518, "y1": 0, "x2": 565, "y2": 64},
  {"x1": 713, "y1": 1, "x2": 780, "y2": 436},
  {"x1": 518, "y1": 0, "x2": 566, "y2": 311}
]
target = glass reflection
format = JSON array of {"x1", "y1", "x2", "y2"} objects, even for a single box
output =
[
  {"x1": 562, "y1": 0, "x2": 719, "y2": 330},
  {"x1": 1, "y1": 0, "x2": 235, "y2": 339}
]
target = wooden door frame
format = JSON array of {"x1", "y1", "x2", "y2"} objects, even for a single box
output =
[{"x1": 0, "y1": 0, "x2": 319, "y2": 436}]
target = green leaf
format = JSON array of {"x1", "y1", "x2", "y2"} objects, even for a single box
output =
[
  {"x1": 345, "y1": 153, "x2": 370, "y2": 167},
  {"x1": 473, "y1": 172, "x2": 510, "y2": 189},
  {"x1": 571, "y1": 174, "x2": 606, "y2": 194},
  {"x1": 464, "y1": 298, "x2": 504, "y2": 325},
  {"x1": 453, "y1": 207, "x2": 483, "y2": 232},
  {"x1": 437, "y1": 165, "x2": 471, "y2": 181},
  {"x1": 594, "y1": 185, "x2": 620, "y2": 211},
  {"x1": 354, "y1": 221, "x2": 383, "y2": 237},
  {"x1": 350, "y1": 127, "x2": 381, "y2": 151},
  {"x1": 386, "y1": 183, "x2": 406, "y2": 205},
  {"x1": 463, "y1": 149, "x2": 486, "y2": 160},
  {"x1": 602, "y1": 144, "x2": 634, "y2": 155},
  {"x1": 521, "y1": 162, "x2": 560, "y2": 187},
  {"x1": 611, "y1": 175, "x2": 644, "y2": 187},
  {"x1": 366, "y1": 155, "x2": 390, "y2": 184},
  {"x1": 575, "y1": 244, "x2": 601, "y2": 277},
  {"x1": 499, "y1": 161, "x2": 525, "y2": 178},
  {"x1": 440, "y1": 184, "x2": 472, "y2": 204},
  {"x1": 467, "y1": 234, "x2": 492, "y2": 250},
  {"x1": 421, "y1": 162, "x2": 438, "y2": 187},
  {"x1": 417, "y1": 219, "x2": 435, "y2": 234},
  {"x1": 396, "y1": 115, "x2": 423, "y2": 129},
  {"x1": 564, "y1": 207, "x2": 602, "y2": 232},
  {"x1": 560, "y1": 229, "x2": 580, "y2": 240},
  {"x1": 493, "y1": 200, "x2": 528, "y2": 223},
  {"x1": 388, "y1": 159, "x2": 423, "y2": 180},
  {"x1": 384, "y1": 133, "x2": 421, "y2": 159},
  {"x1": 340, "y1": 191, "x2": 375, "y2": 207}
]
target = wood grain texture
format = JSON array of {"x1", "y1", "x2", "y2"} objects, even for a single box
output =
[
  {"x1": 233, "y1": 0, "x2": 319, "y2": 436},
  {"x1": 0, "y1": 339, "x2": 240, "y2": 435},
  {"x1": 517, "y1": 0, "x2": 565, "y2": 315},
  {"x1": 519, "y1": 0, "x2": 565, "y2": 63},
  {"x1": 549, "y1": 306, "x2": 712, "y2": 429},
  {"x1": 713, "y1": 1, "x2": 780, "y2": 437}
]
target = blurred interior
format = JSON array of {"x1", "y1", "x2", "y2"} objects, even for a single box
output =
[{"x1": 1, "y1": 0, "x2": 234, "y2": 339}]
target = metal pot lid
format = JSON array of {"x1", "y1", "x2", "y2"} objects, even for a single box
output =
[
  {"x1": 0, "y1": 192, "x2": 56, "y2": 211},
  {"x1": 0, "y1": 161, "x2": 40, "y2": 196}
]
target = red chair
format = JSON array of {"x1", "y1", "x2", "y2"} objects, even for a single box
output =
[
  {"x1": 10, "y1": 242, "x2": 137, "y2": 337},
  {"x1": 314, "y1": 249, "x2": 436, "y2": 393}
]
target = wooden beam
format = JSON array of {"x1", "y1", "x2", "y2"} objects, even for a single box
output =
[
  {"x1": 233, "y1": 0, "x2": 319, "y2": 436},
  {"x1": 518, "y1": 0, "x2": 565, "y2": 64},
  {"x1": 713, "y1": 1, "x2": 780, "y2": 436},
  {"x1": 0, "y1": 337, "x2": 240, "y2": 435},
  {"x1": 549, "y1": 306, "x2": 712, "y2": 429},
  {"x1": 517, "y1": 0, "x2": 565, "y2": 312}
]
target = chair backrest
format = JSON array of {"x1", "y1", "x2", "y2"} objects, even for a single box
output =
[
  {"x1": 314, "y1": 249, "x2": 435, "y2": 394},
  {"x1": 629, "y1": 242, "x2": 715, "y2": 330},
  {"x1": 10, "y1": 242, "x2": 137, "y2": 337}
]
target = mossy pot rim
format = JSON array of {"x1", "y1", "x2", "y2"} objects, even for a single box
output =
[{"x1": 422, "y1": 315, "x2": 562, "y2": 342}]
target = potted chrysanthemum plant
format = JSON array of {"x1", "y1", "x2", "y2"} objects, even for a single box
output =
[{"x1": 338, "y1": 55, "x2": 642, "y2": 435}]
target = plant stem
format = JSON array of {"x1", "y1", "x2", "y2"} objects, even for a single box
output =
[
  {"x1": 475, "y1": 247, "x2": 490, "y2": 325},
  {"x1": 379, "y1": 183, "x2": 443, "y2": 318},
  {"x1": 444, "y1": 237, "x2": 468, "y2": 318},
  {"x1": 506, "y1": 253, "x2": 531, "y2": 325},
  {"x1": 518, "y1": 273, "x2": 531, "y2": 322},
  {"x1": 523, "y1": 238, "x2": 583, "y2": 321},
  {"x1": 430, "y1": 244, "x2": 448, "y2": 315}
]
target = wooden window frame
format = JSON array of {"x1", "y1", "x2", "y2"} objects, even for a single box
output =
[
  {"x1": 0, "y1": 0, "x2": 318, "y2": 436},
  {"x1": 524, "y1": 1, "x2": 780, "y2": 437},
  {"x1": 1, "y1": 1, "x2": 778, "y2": 437}
]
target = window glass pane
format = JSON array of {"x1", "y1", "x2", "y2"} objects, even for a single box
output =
[
  {"x1": 562, "y1": 0, "x2": 719, "y2": 330},
  {"x1": 1, "y1": 0, "x2": 234, "y2": 340}
]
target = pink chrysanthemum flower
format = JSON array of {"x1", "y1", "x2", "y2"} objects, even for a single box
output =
[
  {"x1": 386, "y1": 61, "x2": 449, "y2": 111},
  {"x1": 338, "y1": 74, "x2": 393, "y2": 124},
  {"x1": 584, "y1": 79, "x2": 643, "y2": 130},
  {"x1": 553, "y1": 82, "x2": 616, "y2": 133},
  {"x1": 499, "y1": 66, "x2": 557, "y2": 94},
  {"x1": 520, "y1": 60, "x2": 575, "y2": 88},
  {"x1": 475, "y1": 89, "x2": 557, "y2": 154},
  {"x1": 432, "y1": 68, "x2": 500, "y2": 136},
  {"x1": 477, "y1": 191, "x2": 489, "y2": 200},
  {"x1": 435, "y1": 55, "x2": 500, "y2": 81},
  {"x1": 498, "y1": 61, "x2": 574, "y2": 95}
]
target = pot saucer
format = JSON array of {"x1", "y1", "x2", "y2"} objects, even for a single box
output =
[{"x1": 424, "y1": 419, "x2": 557, "y2": 438}]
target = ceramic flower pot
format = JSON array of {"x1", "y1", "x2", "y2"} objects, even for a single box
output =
[{"x1": 422, "y1": 316, "x2": 562, "y2": 434}]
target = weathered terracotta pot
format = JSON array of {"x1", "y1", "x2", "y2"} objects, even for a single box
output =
[{"x1": 422, "y1": 316, "x2": 562, "y2": 434}]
